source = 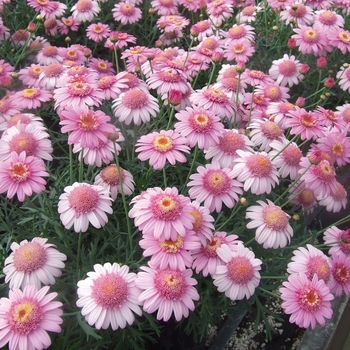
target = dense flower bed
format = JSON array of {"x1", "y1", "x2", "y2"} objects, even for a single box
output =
[{"x1": 0, "y1": 0, "x2": 350, "y2": 349}]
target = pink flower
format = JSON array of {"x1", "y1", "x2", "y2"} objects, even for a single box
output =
[
  {"x1": 302, "y1": 160, "x2": 338, "y2": 198},
  {"x1": 76, "y1": 262, "x2": 142, "y2": 330},
  {"x1": 231, "y1": 150, "x2": 279, "y2": 195},
  {"x1": 188, "y1": 161, "x2": 243, "y2": 213},
  {"x1": 3, "y1": 237, "x2": 66, "y2": 289},
  {"x1": 337, "y1": 66, "x2": 350, "y2": 93},
  {"x1": 97, "y1": 74, "x2": 128, "y2": 100},
  {"x1": 88, "y1": 57, "x2": 115, "y2": 78},
  {"x1": 13, "y1": 87, "x2": 52, "y2": 110},
  {"x1": 292, "y1": 24, "x2": 332, "y2": 57},
  {"x1": 174, "y1": 106, "x2": 224, "y2": 149},
  {"x1": 94, "y1": 164, "x2": 135, "y2": 200},
  {"x1": 285, "y1": 107, "x2": 325, "y2": 141},
  {"x1": 135, "y1": 265, "x2": 199, "y2": 322},
  {"x1": 54, "y1": 81, "x2": 104, "y2": 110},
  {"x1": 329, "y1": 251, "x2": 350, "y2": 297},
  {"x1": 129, "y1": 187, "x2": 195, "y2": 241},
  {"x1": 112, "y1": 2, "x2": 142, "y2": 24},
  {"x1": 241, "y1": 68, "x2": 274, "y2": 87},
  {"x1": 18, "y1": 64, "x2": 44, "y2": 88},
  {"x1": 139, "y1": 230, "x2": 201, "y2": 271},
  {"x1": 71, "y1": 0, "x2": 100, "y2": 22},
  {"x1": 287, "y1": 244, "x2": 332, "y2": 284},
  {"x1": 213, "y1": 243, "x2": 262, "y2": 301},
  {"x1": 113, "y1": 88, "x2": 159, "y2": 125},
  {"x1": 223, "y1": 39, "x2": 256, "y2": 64},
  {"x1": 269, "y1": 54, "x2": 303, "y2": 87},
  {"x1": 190, "y1": 86, "x2": 236, "y2": 120},
  {"x1": 314, "y1": 10, "x2": 344, "y2": 30},
  {"x1": 204, "y1": 129, "x2": 255, "y2": 168},
  {"x1": 318, "y1": 181, "x2": 348, "y2": 213},
  {"x1": 58, "y1": 182, "x2": 113, "y2": 233},
  {"x1": 280, "y1": 3, "x2": 314, "y2": 26},
  {"x1": 151, "y1": 0, "x2": 179, "y2": 16},
  {"x1": 86, "y1": 22, "x2": 110, "y2": 42},
  {"x1": 269, "y1": 138, "x2": 302, "y2": 180},
  {"x1": 135, "y1": 129, "x2": 190, "y2": 170},
  {"x1": 327, "y1": 28, "x2": 350, "y2": 54},
  {"x1": 0, "y1": 285, "x2": 63, "y2": 350},
  {"x1": 59, "y1": 106, "x2": 115, "y2": 148},
  {"x1": 0, "y1": 123, "x2": 53, "y2": 161},
  {"x1": 36, "y1": 45, "x2": 64, "y2": 65},
  {"x1": 38, "y1": 63, "x2": 66, "y2": 90},
  {"x1": 246, "y1": 199, "x2": 293, "y2": 249},
  {"x1": 192, "y1": 231, "x2": 241, "y2": 277},
  {"x1": 280, "y1": 273, "x2": 334, "y2": 329},
  {"x1": 323, "y1": 227, "x2": 350, "y2": 256}
]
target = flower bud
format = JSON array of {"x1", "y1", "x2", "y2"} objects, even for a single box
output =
[
  {"x1": 27, "y1": 22, "x2": 37, "y2": 33},
  {"x1": 299, "y1": 63, "x2": 310, "y2": 74},
  {"x1": 168, "y1": 89, "x2": 183, "y2": 106},
  {"x1": 287, "y1": 38, "x2": 296, "y2": 49},
  {"x1": 317, "y1": 57, "x2": 327, "y2": 69},
  {"x1": 295, "y1": 97, "x2": 305, "y2": 107},
  {"x1": 324, "y1": 77, "x2": 335, "y2": 88}
]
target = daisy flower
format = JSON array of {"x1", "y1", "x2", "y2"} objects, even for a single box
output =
[
  {"x1": 86, "y1": 22, "x2": 110, "y2": 42},
  {"x1": 59, "y1": 105, "x2": 115, "y2": 148},
  {"x1": 94, "y1": 164, "x2": 135, "y2": 200},
  {"x1": 18, "y1": 64, "x2": 44, "y2": 88},
  {"x1": 190, "y1": 86, "x2": 236, "y2": 120},
  {"x1": 151, "y1": 0, "x2": 179, "y2": 15},
  {"x1": 280, "y1": 3, "x2": 314, "y2": 26},
  {"x1": 314, "y1": 10, "x2": 345, "y2": 30},
  {"x1": 292, "y1": 24, "x2": 332, "y2": 57},
  {"x1": 174, "y1": 107, "x2": 224, "y2": 150},
  {"x1": 279, "y1": 273, "x2": 334, "y2": 329},
  {"x1": 223, "y1": 39, "x2": 256, "y2": 64},
  {"x1": 336, "y1": 103, "x2": 350, "y2": 124},
  {"x1": 327, "y1": 28, "x2": 350, "y2": 54},
  {"x1": 129, "y1": 187, "x2": 195, "y2": 241},
  {"x1": 213, "y1": 243, "x2": 262, "y2": 301},
  {"x1": 192, "y1": 232, "x2": 241, "y2": 277},
  {"x1": 76, "y1": 262, "x2": 142, "y2": 330},
  {"x1": 71, "y1": 0, "x2": 101, "y2": 22},
  {"x1": 336, "y1": 66, "x2": 350, "y2": 93},
  {"x1": 246, "y1": 199, "x2": 293, "y2": 249},
  {"x1": 323, "y1": 226, "x2": 350, "y2": 256},
  {"x1": 318, "y1": 181, "x2": 348, "y2": 213},
  {"x1": 189, "y1": 201, "x2": 215, "y2": 246},
  {"x1": 269, "y1": 138, "x2": 302, "y2": 180},
  {"x1": 236, "y1": 5, "x2": 262, "y2": 23},
  {"x1": 221, "y1": 23, "x2": 256, "y2": 45},
  {"x1": 0, "y1": 113, "x2": 45, "y2": 132},
  {"x1": 58, "y1": 182, "x2": 113, "y2": 233},
  {"x1": 39, "y1": 63, "x2": 66, "y2": 90},
  {"x1": 88, "y1": 57, "x2": 115, "y2": 78},
  {"x1": 36, "y1": 45, "x2": 64, "y2": 65},
  {"x1": 139, "y1": 230, "x2": 201, "y2": 271},
  {"x1": 187, "y1": 161, "x2": 243, "y2": 213},
  {"x1": 269, "y1": 54, "x2": 303, "y2": 87},
  {"x1": 207, "y1": 0, "x2": 233, "y2": 26},
  {"x1": 289, "y1": 181, "x2": 317, "y2": 214},
  {"x1": 135, "y1": 129, "x2": 190, "y2": 170},
  {"x1": 240, "y1": 68, "x2": 274, "y2": 87},
  {"x1": 249, "y1": 119, "x2": 284, "y2": 152},
  {"x1": 204, "y1": 129, "x2": 255, "y2": 168},
  {"x1": 0, "y1": 285, "x2": 63, "y2": 350},
  {"x1": 287, "y1": 244, "x2": 332, "y2": 283},
  {"x1": 112, "y1": 2, "x2": 142, "y2": 24},
  {"x1": 329, "y1": 252, "x2": 350, "y2": 297},
  {"x1": 147, "y1": 68, "x2": 188, "y2": 95},
  {"x1": 0, "y1": 123, "x2": 53, "y2": 161},
  {"x1": 97, "y1": 75, "x2": 128, "y2": 100},
  {"x1": 317, "y1": 130, "x2": 350, "y2": 167},
  {"x1": 302, "y1": 159, "x2": 338, "y2": 197},
  {"x1": 3, "y1": 237, "x2": 66, "y2": 289},
  {"x1": 231, "y1": 150, "x2": 279, "y2": 195},
  {"x1": 0, "y1": 151, "x2": 49, "y2": 202},
  {"x1": 0, "y1": 94, "x2": 21, "y2": 120},
  {"x1": 135, "y1": 265, "x2": 199, "y2": 322},
  {"x1": 13, "y1": 87, "x2": 52, "y2": 110},
  {"x1": 190, "y1": 20, "x2": 214, "y2": 41},
  {"x1": 113, "y1": 88, "x2": 159, "y2": 126},
  {"x1": 314, "y1": 106, "x2": 345, "y2": 131},
  {"x1": 54, "y1": 81, "x2": 104, "y2": 110},
  {"x1": 285, "y1": 107, "x2": 324, "y2": 141}
]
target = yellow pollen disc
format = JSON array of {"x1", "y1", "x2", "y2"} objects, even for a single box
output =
[
  {"x1": 97, "y1": 62, "x2": 107, "y2": 70},
  {"x1": 101, "y1": 281, "x2": 116, "y2": 297},
  {"x1": 93, "y1": 25, "x2": 103, "y2": 33},
  {"x1": 233, "y1": 44, "x2": 245, "y2": 54},
  {"x1": 332, "y1": 143, "x2": 344, "y2": 156},
  {"x1": 22, "y1": 88, "x2": 37, "y2": 98},
  {"x1": 130, "y1": 48, "x2": 142, "y2": 55},
  {"x1": 153, "y1": 135, "x2": 174, "y2": 152},
  {"x1": 63, "y1": 19, "x2": 73, "y2": 26},
  {"x1": 80, "y1": 113, "x2": 95, "y2": 128},
  {"x1": 340, "y1": 32, "x2": 350, "y2": 43},
  {"x1": 14, "y1": 302, "x2": 34, "y2": 323},
  {"x1": 160, "y1": 235, "x2": 184, "y2": 252},
  {"x1": 305, "y1": 291, "x2": 318, "y2": 305},
  {"x1": 208, "y1": 172, "x2": 225, "y2": 188},
  {"x1": 194, "y1": 113, "x2": 209, "y2": 126},
  {"x1": 305, "y1": 30, "x2": 317, "y2": 39},
  {"x1": 38, "y1": 0, "x2": 49, "y2": 5},
  {"x1": 11, "y1": 163, "x2": 29, "y2": 178},
  {"x1": 320, "y1": 163, "x2": 332, "y2": 175},
  {"x1": 159, "y1": 196, "x2": 176, "y2": 211},
  {"x1": 165, "y1": 274, "x2": 178, "y2": 286}
]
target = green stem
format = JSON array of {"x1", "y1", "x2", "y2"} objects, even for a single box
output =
[
  {"x1": 318, "y1": 214, "x2": 350, "y2": 234},
  {"x1": 163, "y1": 167, "x2": 167, "y2": 188},
  {"x1": 271, "y1": 134, "x2": 299, "y2": 161},
  {"x1": 77, "y1": 231, "x2": 82, "y2": 271},
  {"x1": 166, "y1": 105, "x2": 175, "y2": 130},
  {"x1": 113, "y1": 46, "x2": 120, "y2": 73},
  {"x1": 69, "y1": 142, "x2": 73, "y2": 184},
  {"x1": 79, "y1": 149, "x2": 84, "y2": 183},
  {"x1": 182, "y1": 144, "x2": 198, "y2": 193},
  {"x1": 215, "y1": 204, "x2": 242, "y2": 232},
  {"x1": 258, "y1": 287, "x2": 280, "y2": 299}
]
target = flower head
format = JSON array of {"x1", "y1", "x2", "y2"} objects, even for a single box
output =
[
  {"x1": 4, "y1": 237, "x2": 66, "y2": 289},
  {"x1": 135, "y1": 265, "x2": 200, "y2": 322},
  {"x1": 324, "y1": 227, "x2": 350, "y2": 256},
  {"x1": 213, "y1": 243, "x2": 262, "y2": 301},
  {"x1": 0, "y1": 285, "x2": 63, "y2": 350},
  {"x1": 76, "y1": 262, "x2": 142, "y2": 330},
  {"x1": 329, "y1": 252, "x2": 350, "y2": 297},
  {"x1": 279, "y1": 273, "x2": 334, "y2": 329},
  {"x1": 58, "y1": 182, "x2": 113, "y2": 233}
]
